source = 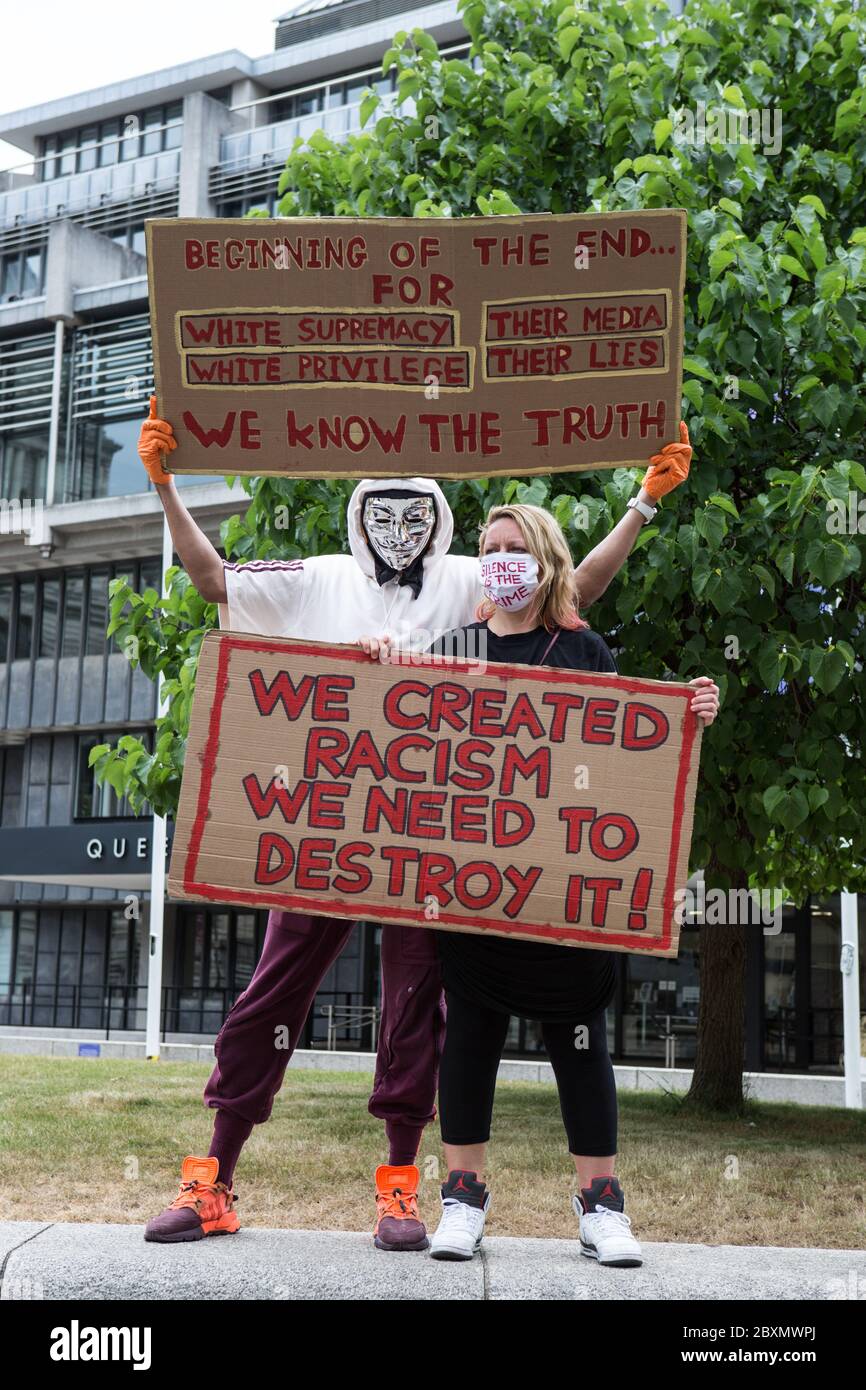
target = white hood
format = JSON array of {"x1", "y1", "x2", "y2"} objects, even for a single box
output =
[{"x1": 346, "y1": 476, "x2": 454, "y2": 580}]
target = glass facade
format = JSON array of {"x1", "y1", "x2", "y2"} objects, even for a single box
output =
[
  {"x1": 0, "y1": 331, "x2": 56, "y2": 500},
  {"x1": 0, "y1": 898, "x2": 849, "y2": 1061},
  {"x1": 0, "y1": 906, "x2": 140, "y2": 1030},
  {"x1": 0, "y1": 558, "x2": 162, "y2": 668},
  {"x1": 60, "y1": 313, "x2": 223, "y2": 499},
  {"x1": 38, "y1": 103, "x2": 183, "y2": 180},
  {"x1": 0, "y1": 247, "x2": 44, "y2": 303},
  {"x1": 171, "y1": 907, "x2": 267, "y2": 1034},
  {"x1": 74, "y1": 729, "x2": 154, "y2": 819}
]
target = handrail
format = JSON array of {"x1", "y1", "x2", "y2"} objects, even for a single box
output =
[{"x1": 0, "y1": 151, "x2": 180, "y2": 229}]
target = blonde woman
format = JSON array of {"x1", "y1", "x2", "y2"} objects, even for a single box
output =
[{"x1": 425, "y1": 503, "x2": 719, "y2": 1265}]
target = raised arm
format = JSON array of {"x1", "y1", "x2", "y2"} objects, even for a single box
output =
[
  {"x1": 574, "y1": 422, "x2": 692, "y2": 610},
  {"x1": 137, "y1": 396, "x2": 227, "y2": 604}
]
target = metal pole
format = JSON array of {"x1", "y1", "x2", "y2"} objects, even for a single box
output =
[
  {"x1": 840, "y1": 892, "x2": 862, "y2": 1110},
  {"x1": 144, "y1": 508, "x2": 173, "y2": 1059}
]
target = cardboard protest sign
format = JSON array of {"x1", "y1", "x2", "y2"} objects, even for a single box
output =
[
  {"x1": 168, "y1": 631, "x2": 703, "y2": 958},
  {"x1": 146, "y1": 211, "x2": 686, "y2": 481}
]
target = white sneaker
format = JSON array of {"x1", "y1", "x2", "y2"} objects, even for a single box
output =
[
  {"x1": 573, "y1": 1193, "x2": 643, "y2": 1267},
  {"x1": 429, "y1": 1171, "x2": 490, "y2": 1260}
]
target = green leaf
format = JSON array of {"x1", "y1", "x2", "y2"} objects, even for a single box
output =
[
  {"x1": 810, "y1": 647, "x2": 848, "y2": 693},
  {"x1": 736, "y1": 380, "x2": 772, "y2": 405},
  {"x1": 558, "y1": 25, "x2": 582, "y2": 60},
  {"x1": 778, "y1": 255, "x2": 810, "y2": 281},
  {"x1": 682, "y1": 380, "x2": 704, "y2": 411},
  {"x1": 709, "y1": 248, "x2": 736, "y2": 278},
  {"x1": 695, "y1": 506, "x2": 728, "y2": 548},
  {"x1": 776, "y1": 788, "x2": 810, "y2": 831},
  {"x1": 653, "y1": 118, "x2": 673, "y2": 151},
  {"x1": 682, "y1": 356, "x2": 717, "y2": 383},
  {"x1": 758, "y1": 642, "x2": 784, "y2": 691},
  {"x1": 359, "y1": 92, "x2": 379, "y2": 128},
  {"x1": 704, "y1": 568, "x2": 742, "y2": 614},
  {"x1": 750, "y1": 564, "x2": 776, "y2": 600},
  {"x1": 815, "y1": 263, "x2": 846, "y2": 300}
]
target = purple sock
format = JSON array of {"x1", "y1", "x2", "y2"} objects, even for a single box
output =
[
  {"x1": 386, "y1": 1121, "x2": 424, "y2": 1166},
  {"x1": 208, "y1": 1109, "x2": 255, "y2": 1187}
]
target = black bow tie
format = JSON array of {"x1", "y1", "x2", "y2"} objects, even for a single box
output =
[{"x1": 371, "y1": 550, "x2": 426, "y2": 599}]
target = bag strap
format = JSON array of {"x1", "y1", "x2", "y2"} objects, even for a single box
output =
[{"x1": 539, "y1": 628, "x2": 561, "y2": 664}]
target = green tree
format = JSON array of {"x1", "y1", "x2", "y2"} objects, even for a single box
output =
[{"x1": 99, "y1": 0, "x2": 865, "y2": 1111}]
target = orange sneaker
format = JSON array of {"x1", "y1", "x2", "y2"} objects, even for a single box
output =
[
  {"x1": 374, "y1": 1163, "x2": 428, "y2": 1252},
  {"x1": 144, "y1": 1156, "x2": 240, "y2": 1243}
]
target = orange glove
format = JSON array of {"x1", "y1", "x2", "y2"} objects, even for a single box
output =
[
  {"x1": 641, "y1": 421, "x2": 692, "y2": 501},
  {"x1": 138, "y1": 395, "x2": 176, "y2": 485}
]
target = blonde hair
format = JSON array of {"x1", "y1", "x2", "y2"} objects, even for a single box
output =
[{"x1": 476, "y1": 503, "x2": 587, "y2": 632}]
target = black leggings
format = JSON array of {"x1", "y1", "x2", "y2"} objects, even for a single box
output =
[{"x1": 439, "y1": 990, "x2": 618, "y2": 1157}]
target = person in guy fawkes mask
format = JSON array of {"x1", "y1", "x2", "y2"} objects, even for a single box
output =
[{"x1": 136, "y1": 397, "x2": 692, "y2": 1252}]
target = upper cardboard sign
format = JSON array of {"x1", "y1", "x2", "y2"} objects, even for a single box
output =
[
  {"x1": 168, "y1": 631, "x2": 703, "y2": 958},
  {"x1": 146, "y1": 211, "x2": 686, "y2": 480}
]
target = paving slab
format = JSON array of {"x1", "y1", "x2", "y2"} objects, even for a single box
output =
[
  {"x1": 2, "y1": 1223, "x2": 863, "y2": 1301},
  {"x1": 481, "y1": 1236, "x2": 866, "y2": 1302},
  {"x1": 2, "y1": 1224, "x2": 481, "y2": 1301}
]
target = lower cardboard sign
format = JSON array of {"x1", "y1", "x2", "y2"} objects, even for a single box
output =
[{"x1": 168, "y1": 631, "x2": 703, "y2": 957}]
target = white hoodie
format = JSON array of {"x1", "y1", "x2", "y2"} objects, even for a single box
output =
[{"x1": 218, "y1": 476, "x2": 481, "y2": 649}]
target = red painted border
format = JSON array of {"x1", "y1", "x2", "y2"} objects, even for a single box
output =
[{"x1": 180, "y1": 635, "x2": 700, "y2": 952}]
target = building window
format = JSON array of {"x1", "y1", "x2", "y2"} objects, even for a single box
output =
[
  {"x1": 0, "y1": 907, "x2": 140, "y2": 1030},
  {"x1": 58, "y1": 133, "x2": 76, "y2": 177},
  {"x1": 0, "y1": 427, "x2": 50, "y2": 501},
  {"x1": 164, "y1": 103, "x2": 184, "y2": 149},
  {"x1": 78, "y1": 124, "x2": 99, "y2": 173},
  {"x1": 74, "y1": 728, "x2": 153, "y2": 819},
  {"x1": 0, "y1": 249, "x2": 44, "y2": 303},
  {"x1": 85, "y1": 570, "x2": 110, "y2": 655},
  {"x1": 106, "y1": 222, "x2": 146, "y2": 254},
  {"x1": 172, "y1": 907, "x2": 268, "y2": 1033},
  {"x1": 216, "y1": 192, "x2": 280, "y2": 219},
  {"x1": 0, "y1": 582, "x2": 10, "y2": 661},
  {"x1": 61, "y1": 574, "x2": 84, "y2": 658},
  {"x1": 1, "y1": 562, "x2": 158, "y2": 666},
  {"x1": 72, "y1": 415, "x2": 146, "y2": 501},
  {"x1": 38, "y1": 102, "x2": 184, "y2": 180},
  {"x1": 0, "y1": 747, "x2": 24, "y2": 826},
  {"x1": 14, "y1": 580, "x2": 35, "y2": 660},
  {"x1": 39, "y1": 578, "x2": 60, "y2": 658},
  {"x1": 0, "y1": 910, "x2": 11, "y2": 988},
  {"x1": 98, "y1": 119, "x2": 120, "y2": 167}
]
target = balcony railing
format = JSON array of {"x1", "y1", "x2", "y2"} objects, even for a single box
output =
[
  {"x1": 0, "y1": 150, "x2": 181, "y2": 233},
  {"x1": 209, "y1": 96, "x2": 404, "y2": 206},
  {"x1": 0, "y1": 981, "x2": 374, "y2": 1049}
]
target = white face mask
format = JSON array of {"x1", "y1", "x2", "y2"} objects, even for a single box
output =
[{"x1": 480, "y1": 551, "x2": 540, "y2": 611}]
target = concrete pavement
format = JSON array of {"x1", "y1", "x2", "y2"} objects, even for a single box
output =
[{"x1": 1, "y1": 1222, "x2": 864, "y2": 1300}]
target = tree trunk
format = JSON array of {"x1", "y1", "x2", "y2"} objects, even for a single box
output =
[{"x1": 684, "y1": 863, "x2": 748, "y2": 1114}]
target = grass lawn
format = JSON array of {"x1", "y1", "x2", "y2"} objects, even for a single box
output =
[{"x1": 1, "y1": 1055, "x2": 864, "y2": 1247}]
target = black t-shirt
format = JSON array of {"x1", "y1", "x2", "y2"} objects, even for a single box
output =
[{"x1": 426, "y1": 621, "x2": 619, "y2": 1023}]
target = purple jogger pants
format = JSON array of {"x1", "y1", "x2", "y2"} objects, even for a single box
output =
[{"x1": 203, "y1": 909, "x2": 446, "y2": 1141}]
